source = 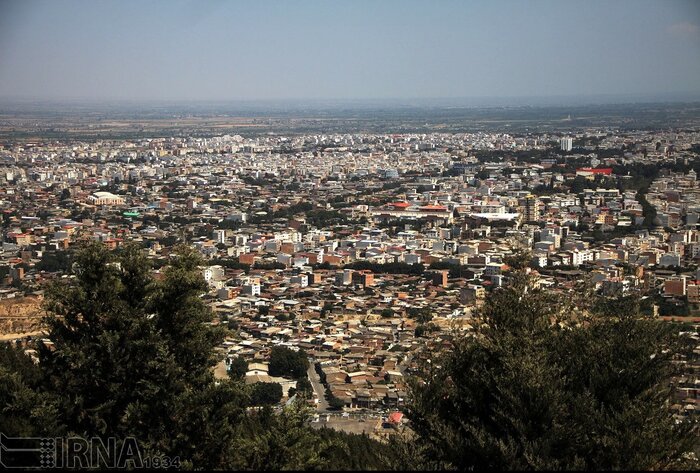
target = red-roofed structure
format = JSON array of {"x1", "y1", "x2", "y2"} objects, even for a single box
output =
[
  {"x1": 576, "y1": 167, "x2": 613, "y2": 176},
  {"x1": 388, "y1": 411, "x2": 404, "y2": 424}
]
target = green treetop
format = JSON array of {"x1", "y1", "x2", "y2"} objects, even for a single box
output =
[{"x1": 404, "y1": 270, "x2": 698, "y2": 470}]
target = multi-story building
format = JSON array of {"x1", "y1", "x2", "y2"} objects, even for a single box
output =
[{"x1": 560, "y1": 137, "x2": 573, "y2": 152}]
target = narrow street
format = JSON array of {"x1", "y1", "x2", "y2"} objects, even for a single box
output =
[{"x1": 307, "y1": 362, "x2": 330, "y2": 412}]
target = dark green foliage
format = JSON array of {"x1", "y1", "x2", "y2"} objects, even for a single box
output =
[
  {"x1": 306, "y1": 209, "x2": 349, "y2": 228},
  {"x1": 269, "y1": 346, "x2": 309, "y2": 379},
  {"x1": 296, "y1": 376, "x2": 313, "y2": 395},
  {"x1": 638, "y1": 188, "x2": 658, "y2": 228},
  {"x1": 39, "y1": 242, "x2": 220, "y2": 457},
  {"x1": 503, "y1": 250, "x2": 532, "y2": 271},
  {"x1": 247, "y1": 201, "x2": 314, "y2": 224},
  {"x1": 228, "y1": 356, "x2": 248, "y2": 380},
  {"x1": 157, "y1": 235, "x2": 179, "y2": 247},
  {"x1": 35, "y1": 250, "x2": 72, "y2": 273},
  {"x1": 313, "y1": 428, "x2": 397, "y2": 470},
  {"x1": 148, "y1": 244, "x2": 224, "y2": 386},
  {"x1": 405, "y1": 271, "x2": 698, "y2": 470},
  {"x1": 428, "y1": 261, "x2": 469, "y2": 279},
  {"x1": 328, "y1": 396, "x2": 346, "y2": 410},
  {"x1": 566, "y1": 175, "x2": 590, "y2": 194},
  {"x1": 655, "y1": 295, "x2": 691, "y2": 317},
  {"x1": 216, "y1": 219, "x2": 242, "y2": 230},
  {"x1": 250, "y1": 382, "x2": 283, "y2": 406},
  {"x1": 173, "y1": 379, "x2": 251, "y2": 469},
  {"x1": 275, "y1": 311, "x2": 295, "y2": 322},
  {"x1": 313, "y1": 261, "x2": 337, "y2": 270},
  {"x1": 232, "y1": 404, "x2": 328, "y2": 469},
  {"x1": 408, "y1": 306, "x2": 433, "y2": 324},
  {"x1": 209, "y1": 257, "x2": 251, "y2": 271},
  {"x1": 0, "y1": 342, "x2": 39, "y2": 383},
  {"x1": 0, "y1": 344, "x2": 61, "y2": 437},
  {"x1": 258, "y1": 305, "x2": 270, "y2": 316},
  {"x1": 230, "y1": 401, "x2": 394, "y2": 470},
  {"x1": 414, "y1": 324, "x2": 439, "y2": 338}
]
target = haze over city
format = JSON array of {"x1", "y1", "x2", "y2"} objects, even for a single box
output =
[{"x1": 0, "y1": 0, "x2": 699, "y2": 104}]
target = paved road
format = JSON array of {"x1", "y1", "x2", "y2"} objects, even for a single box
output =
[{"x1": 307, "y1": 362, "x2": 330, "y2": 412}]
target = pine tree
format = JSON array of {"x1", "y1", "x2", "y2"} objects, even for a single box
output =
[
  {"x1": 232, "y1": 401, "x2": 341, "y2": 470},
  {"x1": 40, "y1": 242, "x2": 187, "y2": 454},
  {"x1": 405, "y1": 270, "x2": 698, "y2": 470},
  {"x1": 149, "y1": 244, "x2": 224, "y2": 387},
  {"x1": 0, "y1": 343, "x2": 61, "y2": 437},
  {"x1": 228, "y1": 356, "x2": 248, "y2": 380}
]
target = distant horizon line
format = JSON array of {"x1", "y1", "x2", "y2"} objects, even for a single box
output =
[{"x1": 1, "y1": 92, "x2": 700, "y2": 110}]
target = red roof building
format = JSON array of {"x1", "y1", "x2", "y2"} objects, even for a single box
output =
[
  {"x1": 576, "y1": 167, "x2": 613, "y2": 176},
  {"x1": 388, "y1": 411, "x2": 404, "y2": 424}
]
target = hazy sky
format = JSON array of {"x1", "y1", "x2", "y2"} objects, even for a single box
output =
[{"x1": 0, "y1": 0, "x2": 699, "y2": 102}]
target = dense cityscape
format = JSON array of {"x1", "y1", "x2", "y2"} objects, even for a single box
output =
[
  {"x1": 1, "y1": 113, "x2": 700, "y2": 439},
  {"x1": 2, "y1": 0, "x2": 700, "y2": 470}
]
